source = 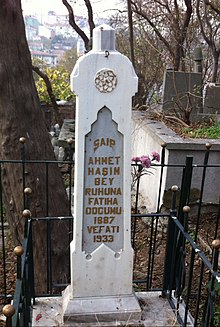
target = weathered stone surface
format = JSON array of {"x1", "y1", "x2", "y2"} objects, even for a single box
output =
[
  {"x1": 58, "y1": 119, "x2": 75, "y2": 148},
  {"x1": 62, "y1": 23, "x2": 141, "y2": 324},
  {"x1": 203, "y1": 83, "x2": 220, "y2": 114},
  {"x1": 62, "y1": 286, "x2": 142, "y2": 325},
  {"x1": 32, "y1": 292, "x2": 191, "y2": 326},
  {"x1": 132, "y1": 111, "x2": 220, "y2": 209},
  {"x1": 162, "y1": 70, "x2": 203, "y2": 120}
]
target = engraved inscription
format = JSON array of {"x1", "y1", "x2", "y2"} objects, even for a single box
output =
[{"x1": 83, "y1": 107, "x2": 123, "y2": 253}]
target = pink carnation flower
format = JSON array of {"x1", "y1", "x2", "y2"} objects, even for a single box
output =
[
  {"x1": 151, "y1": 152, "x2": 160, "y2": 162},
  {"x1": 140, "y1": 155, "x2": 151, "y2": 168}
]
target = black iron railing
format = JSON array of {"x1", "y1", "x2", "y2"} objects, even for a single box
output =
[
  {"x1": 0, "y1": 136, "x2": 74, "y2": 300},
  {"x1": 11, "y1": 211, "x2": 34, "y2": 327},
  {"x1": 1, "y1": 141, "x2": 220, "y2": 326}
]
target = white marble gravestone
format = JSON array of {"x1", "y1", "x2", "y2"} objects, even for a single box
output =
[{"x1": 62, "y1": 24, "x2": 141, "y2": 325}]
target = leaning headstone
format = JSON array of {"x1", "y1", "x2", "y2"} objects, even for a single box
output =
[
  {"x1": 62, "y1": 24, "x2": 141, "y2": 325},
  {"x1": 162, "y1": 69, "x2": 203, "y2": 120},
  {"x1": 203, "y1": 83, "x2": 220, "y2": 115}
]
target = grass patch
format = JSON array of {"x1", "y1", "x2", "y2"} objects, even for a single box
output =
[{"x1": 182, "y1": 121, "x2": 220, "y2": 139}]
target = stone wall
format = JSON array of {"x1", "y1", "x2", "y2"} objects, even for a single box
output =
[
  {"x1": 132, "y1": 111, "x2": 220, "y2": 211},
  {"x1": 41, "y1": 103, "x2": 75, "y2": 130}
]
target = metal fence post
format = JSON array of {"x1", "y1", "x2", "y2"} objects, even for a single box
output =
[
  {"x1": 175, "y1": 206, "x2": 190, "y2": 301},
  {"x1": 14, "y1": 246, "x2": 24, "y2": 279},
  {"x1": 19, "y1": 137, "x2": 26, "y2": 210},
  {"x1": 194, "y1": 143, "x2": 212, "y2": 242},
  {"x1": 2, "y1": 304, "x2": 15, "y2": 327},
  {"x1": 132, "y1": 163, "x2": 142, "y2": 250},
  {"x1": 178, "y1": 155, "x2": 193, "y2": 224},
  {"x1": 28, "y1": 218, "x2": 35, "y2": 305},
  {"x1": 202, "y1": 239, "x2": 220, "y2": 326},
  {"x1": 156, "y1": 142, "x2": 166, "y2": 213},
  {"x1": 24, "y1": 187, "x2": 32, "y2": 210},
  {"x1": 162, "y1": 185, "x2": 178, "y2": 297},
  {"x1": 207, "y1": 239, "x2": 220, "y2": 326},
  {"x1": 22, "y1": 209, "x2": 31, "y2": 238}
]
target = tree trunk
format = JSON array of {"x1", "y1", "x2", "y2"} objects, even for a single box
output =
[
  {"x1": 173, "y1": 45, "x2": 181, "y2": 71},
  {"x1": 0, "y1": 1, "x2": 71, "y2": 293},
  {"x1": 211, "y1": 49, "x2": 219, "y2": 83}
]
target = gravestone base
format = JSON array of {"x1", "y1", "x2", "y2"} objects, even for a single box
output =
[{"x1": 62, "y1": 285, "x2": 142, "y2": 326}]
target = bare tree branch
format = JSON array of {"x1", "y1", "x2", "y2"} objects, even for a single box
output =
[
  {"x1": 131, "y1": 0, "x2": 192, "y2": 70},
  {"x1": 32, "y1": 65, "x2": 61, "y2": 125},
  {"x1": 131, "y1": 2, "x2": 174, "y2": 60},
  {"x1": 204, "y1": 0, "x2": 220, "y2": 15},
  {"x1": 62, "y1": 0, "x2": 90, "y2": 51},
  {"x1": 196, "y1": 0, "x2": 220, "y2": 82},
  {"x1": 182, "y1": 0, "x2": 192, "y2": 37},
  {"x1": 84, "y1": 0, "x2": 95, "y2": 39},
  {"x1": 196, "y1": 0, "x2": 211, "y2": 45},
  {"x1": 174, "y1": 0, "x2": 180, "y2": 23},
  {"x1": 155, "y1": 0, "x2": 170, "y2": 13}
]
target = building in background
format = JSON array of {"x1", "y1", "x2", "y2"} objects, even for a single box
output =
[
  {"x1": 23, "y1": 10, "x2": 84, "y2": 66},
  {"x1": 22, "y1": 5, "x2": 108, "y2": 66}
]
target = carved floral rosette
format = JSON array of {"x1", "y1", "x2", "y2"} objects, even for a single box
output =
[{"x1": 95, "y1": 69, "x2": 117, "y2": 93}]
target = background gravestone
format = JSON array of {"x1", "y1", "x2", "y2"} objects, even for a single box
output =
[
  {"x1": 62, "y1": 24, "x2": 141, "y2": 325},
  {"x1": 203, "y1": 83, "x2": 220, "y2": 115},
  {"x1": 162, "y1": 69, "x2": 202, "y2": 121}
]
